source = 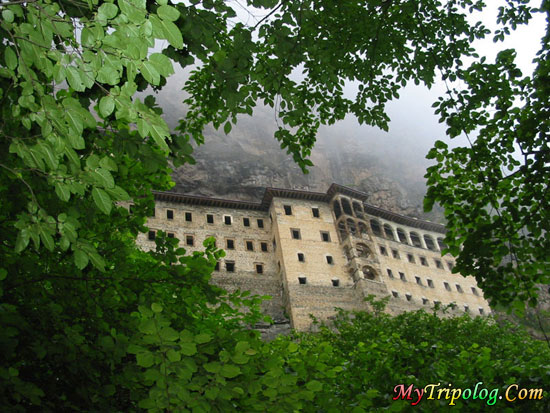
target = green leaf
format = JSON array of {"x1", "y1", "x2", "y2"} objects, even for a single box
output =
[
  {"x1": 98, "y1": 3, "x2": 119, "y2": 20},
  {"x1": 220, "y1": 364, "x2": 241, "y2": 378},
  {"x1": 151, "y1": 303, "x2": 163, "y2": 313},
  {"x1": 306, "y1": 380, "x2": 323, "y2": 392},
  {"x1": 140, "y1": 61, "x2": 160, "y2": 85},
  {"x1": 2, "y1": 9, "x2": 14, "y2": 23},
  {"x1": 66, "y1": 66, "x2": 85, "y2": 91},
  {"x1": 180, "y1": 342, "x2": 197, "y2": 356},
  {"x1": 136, "y1": 352, "x2": 155, "y2": 368},
  {"x1": 150, "y1": 15, "x2": 183, "y2": 49},
  {"x1": 166, "y1": 348, "x2": 181, "y2": 362},
  {"x1": 149, "y1": 53, "x2": 174, "y2": 77},
  {"x1": 195, "y1": 333, "x2": 212, "y2": 344},
  {"x1": 157, "y1": 5, "x2": 180, "y2": 21},
  {"x1": 99, "y1": 96, "x2": 115, "y2": 117},
  {"x1": 92, "y1": 187, "x2": 112, "y2": 215},
  {"x1": 15, "y1": 229, "x2": 30, "y2": 253},
  {"x1": 74, "y1": 249, "x2": 89, "y2": 269},
  {"x1": 55, "y1": 182, "x2": 70, "y2": 202},
  {"x1": 224, "y1": 121, "x2": 232, "y2": 134},
  {"x1": 4, "y1": 47, "x2": 17, "y2": 70}
]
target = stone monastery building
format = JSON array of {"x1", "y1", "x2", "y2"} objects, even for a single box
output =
[{"x1": 137, "y1": 184, "x2": 490, "y2": 331}]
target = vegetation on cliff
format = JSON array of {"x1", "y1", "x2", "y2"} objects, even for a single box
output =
[{"x1": 1, "y1": 0, "x2": 548, "y2": 410}]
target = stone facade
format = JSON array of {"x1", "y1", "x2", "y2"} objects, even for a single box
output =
[{"x1": 136, "y1": 184, "x2": 490, "y2": 332}]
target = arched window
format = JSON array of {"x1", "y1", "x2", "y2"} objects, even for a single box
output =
[
  {"x1": 341, "y1": 198, "x2": 353, "y2": 215},
  {"x1": 358, "y1": 222, "x2": 368, "y2": 235},
  {"x1": 410, "y1": 232, "x2": 422, "y2": 248},
  {"x1": 383, "y1": 224, "x2": 395, "y2": 240},
  {"x1": 362, "y1": 266, "x2": 377, "y2": 281},
  {"x1": 338, "y1": 221, "x2": 347, "y2": 240},
  {"x1": 333, "y1": 200, "x2": 342, "y2": 219},
  {"x1": 353, "y1": 201, "x2": 364, "y2": 218},
  {"x1": 397, "y1": 228, "x2": 408, "y2": 244},
  {"x1": 424, "y1": 235, "x2": 436, "y2": 251},
  {"x1": 370, "y1": 219, "x2": 382, "y2": 236},
  {"x1": 437, "y1": 237, "x2": 447, "y2": 250},
  {"x1": 356, "y1": 243, "x2": 370, "y2": 258},
  {"x1": 346, "y1": 218, "x2": 357, "y2": 236}
]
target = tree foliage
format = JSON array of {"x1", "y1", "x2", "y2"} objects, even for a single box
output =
[{"x1": 0, "y1": 0, "x2": 548, "y2": 410}]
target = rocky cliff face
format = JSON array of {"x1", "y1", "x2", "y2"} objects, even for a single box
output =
[{"x1": 168, "y1": 105, "x2": 442, "y2": 221}]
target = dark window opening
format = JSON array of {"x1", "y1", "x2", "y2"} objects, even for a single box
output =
[
  {"x1": 427, "y1": 279, "x2": 434, "y2": 288},
  {"x1": 257, "y1": 219, "x2": 264, "y2": 228},
  {"x1": 379, "y1": 246, "x2": 388, "y2": 256},
  {"x1": 420, "y1": 257, "x2": 428, "y2": 266},
  {"x1": 456, "y1": 284, "x2": 463, "y2": 293},
  {"x1": 332, "y1": 279, "x2": 340, "y2": 287},
  {"x1": 415, "y1": 276, "x2": 422, "y2": 285},
  {"x1": 333, "y1": 200, "x2": 342, "y2": 219},
  {"x1": 410, "y1": 232, "x2": 422, "y2": 248},
  {"x1": 214, "y1": 262, "x2": 219, "y2": 271},
  {"x1": 387, "y1": 269, "x2": 394, "y2": 278},
  {"x1": 312, "y1": 207, "x2": 320, "y2": 218},
  {"x1": 370, "y1": 219, "x2": 382, "y2": 236},
  {"x1": 435, "y1": 259, "x2": 443, "y2": 269},
  {"x1": 464, "y1": 305, "x2": 469, "y2": 312},
  {"x1": 185, "y1": 212, "x2": 192, "y2": 222},
  {"x1": 422, "y1": 298, "x2": 429, "y2": 305},
  {"x1": 326, "y1": 256, "x2": 333, "y2": 265},
  {"x1": 291, "y1": 229, "x2": 301, "y2": 240},
  {"x1": 226, "y1": 262, "x2": 235, "y2": 272},
  {"x1": 479, "y1": 308, "x2": 484, "y2": 315},
  {"x1": 341, "y1": 198, "x2": 353, "y2": 215},
  {"x1": 167, "y1": 232, "x2": 175, "y2": 238},
  {"x1": 407, "y1": 254, "x2": 415, "y2": 263},
  {"x1": 448, "y1": 262, "x2": 455, "y2": 271},
  {"x1": 298, "y1": 276, "x2": 307, "y2": 285},
  {"x1": 424, "y1": 235, "x2": 436, "y2": 251},
  {"x1": 284, "y1": 205, "x2": 292, "y2": 215},
  {"x1": 186, "y1": 235, "x2": 194, "y2": 246},
  {"x1": 273, "y1": 239, "x2": 276, "y2": 250},
  {"x1": 246, "y1": 241, "x2": 254, "y2": 251},
  {"x1": 167, "y1": 210, "x2": 174, "y2": 220},
  {"x1": 406, "y1": 294, "x2": 412, "y2": 302},
  {"x1": 444, "y1": 282, "x2": 451, "y2": 291},
  {"x1": 224, "y1": 216, "x2": 232, "y2": 225},
  {"x1": 226, "y1": 239, "x2": 234, "y2": 250},
  {"x1": 243, "y1": 217, "x2": 250, "y2": 227},
  {"x1": 399, "y1": 272, "x2": 406, "y2": 282},
  {"x1": 392, "y1": 291, "x2": 399, "y2": 298},
  {"x1": 321, "y1": 231, "x2": 330, "y2": 242},
  {"x1": 148, "y1": 230, "x2": 156, "y2": 241},
  {"x1": 384, "y1": 224, "x2": 395, "y2": 240},
  {"x1": 256, "y1": 264, "x2": 263, "y2": 274},
  {"x1": 151, "y1": 208, "x2": 156, "y2": 217},
  {"x1": 260, "y1": 242, "x2": 268, "y2": 252},
  {"x1": 397, "y1": 228, "x2": 408, "y2": 244},
  {"x1": 392, "y1": 249, "x2": 400, "y2": 259},
  {"x1": 297, "y1": 253, "x2": 305, "y2": 262},
  {"x1": 471, "y1": 287, "x2": 479, "y2": 296},
  {"x1": 206, "y1": 214, "x2": 214, "y2": 224}
]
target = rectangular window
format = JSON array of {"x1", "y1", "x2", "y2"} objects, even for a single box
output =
[
  {"x1": 435, "y1": 259, "x2": 443, "y2": 269},
  {"x1": 224, "y1": 216, "x2": 232, "y2": 225},
  {"x1": 387, "y1": 269, "x2": 394, "y2": 278},
  {"x1": 151, "y1": 208, "x2": 156, "y2": 217},
  {"x1": 273, "y1": 239, "x2": 276, "y2": 251},
  {"x1": 148, "y1": 230, "x2": 156, "y2": 241},
  {"x1": 464, "y1": 305, "x2": 469, "y2": 312},
  {"x1": 407, "y1": 254, "x2": 415, "y2": 263},
  {"x1": 284, "y1": 205, "x2": 292, "y2": 215},
  {"x1": 380, "y1": 246, "x2": 388, "y2": 256},
  {"x1": 321, "y1": 231, "x2": 330, "y2": 242},
  {"x1": 427, "y1": 279, "x2": 434, "y2": 288},
  {"x1": 167, "y1": 232, "x2": 175, "y2": 238},
  {"x1": 479, "y1": 308, "x2": 484, "y2": 315},
  {"x1": 206, "y1": 214, "x2": 214, "y2": 224},
  {"x1": 392, "y1": 249, "x2": 400, "y2": 259},
  {"x1": 422, "y1": 298, "x2": 429, "y2": 305},
  {"x1": 444, "y1": 282, "x2": 451, "y2": 291},
  {"x1": 399, "y1": 272, "x2": 406, "y2": 282},
  {"x1": 167, "y1": 210, "x2": 174, "y2": 220},
  {"x1": 415, "y1": 276, "x2": 422, "y2": 285},
  {"x1": 186, "y1": 235, "x2": 194, "y2": 246},
  {"x1": 297, "y1": 253, "x2": 305, "y2": 262},
  {"x1": 185, "y1": 212, "x2": 192, "y2": 222},
  {"x1": 420, "y1": 257, "x2": 428, "y2": 266},
  {"x1": 291, "y1": 229, "x2": 301, "y2": 240},
  {"x1": 406, "y1": 294, "x2": 412, "y2": 302},
  {"x1": 226, "y1": 261, "x2": 235, "y2": 272},
  {"x1": 456, "y1": 284, "x2": 463, "y2": 293},
  {"x1": 214, "y1": 262, "x2": 219, "y2": 271},
  {"x1": 260, "y1": 242, "x2": 268, "y2": 252},
  {"x1": 392, "y1": 291, "x2": 399, "y2": 298},
  {"x1": 471, "y1": 287, "x2": 479, "y2": 296},
  {"x1": 448, "y1": 261, "x2": 455, "y2": 271},
  {"x1": 226, "y1": 239, "x2": 234, "y2": 250},
  {"x1": 246, "y1": 241, "x2": 254, "y2": 251},
  {"x1": 257, "y1": 219, "x2": 264, "y2": 228},
  {"x1": 255, "y1": 264, "x2": 263, "y2": 274},
  {"x1": 243, "y1": 217, "x2": 250, "y2": 227},
  {"x1": 298, "y1": 276, "x2": 307, "y2": 285},
  {"x1": 312, "y1": 207, "x2": 320, "y2": 218},
  {"x1": 332, "y1": 279, "x2": 340, "y2": 287},
  {"x1": 326, "y1": 256, "x2": 333, "y2": 265}
]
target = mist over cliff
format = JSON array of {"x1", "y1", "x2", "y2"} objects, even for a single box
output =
[{"x1": 147, "y1": 71, "x2": 446, "y2": 222}]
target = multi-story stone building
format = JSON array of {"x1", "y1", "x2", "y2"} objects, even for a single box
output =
[{"x1": 136, "y1": 184, "x2": 490, "y2": 331}]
